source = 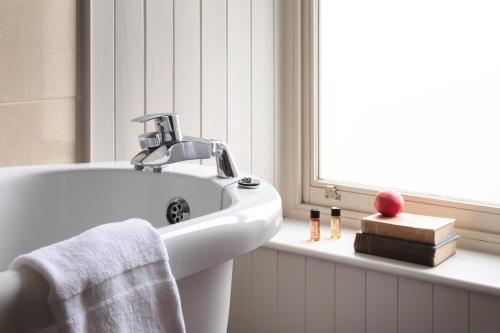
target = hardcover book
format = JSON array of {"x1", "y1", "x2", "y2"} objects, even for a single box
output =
[
  {"x1": 361, "y1": 213, "x2": 455, "y2": 245},
  {"x1": 354, "y1": 232, "x2": 459, "y2": 267}
]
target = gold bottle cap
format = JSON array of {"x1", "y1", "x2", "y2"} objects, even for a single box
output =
[
  {"x1": 310, "y1": 209, "x2": 320, "y2": 218},
  {"x1": 331, "y1": 207, "x2": 341, "y2": 217}
]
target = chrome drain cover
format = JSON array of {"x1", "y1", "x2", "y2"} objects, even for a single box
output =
[{"x1": 166, "y1": 197, "x2": 190, "y2": 224}]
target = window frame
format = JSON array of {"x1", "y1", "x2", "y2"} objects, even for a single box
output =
[{"x1": 284, "y1": 0, "x2": 500, "y2": 253}]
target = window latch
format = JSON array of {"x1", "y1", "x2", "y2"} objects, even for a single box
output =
[{"x1": 325, "y1": 184, "x2": 341, "y2": 201}]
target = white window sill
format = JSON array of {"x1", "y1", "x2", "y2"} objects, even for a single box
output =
[{"x1": 264, "y1": 218, "x2": 500, "y2": 297}]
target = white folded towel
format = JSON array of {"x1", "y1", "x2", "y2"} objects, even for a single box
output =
[{"x1": 10, "y1": 219, "x2": 186, "y2": 333}]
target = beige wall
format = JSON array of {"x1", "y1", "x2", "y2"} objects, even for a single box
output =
[{"x1": 0, "y1": 0, "x2": 82, "y2": 166}]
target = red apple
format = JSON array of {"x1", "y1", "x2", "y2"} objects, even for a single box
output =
[{"x1": 374, "y1": 190, "x2": 404, "y2": 217}]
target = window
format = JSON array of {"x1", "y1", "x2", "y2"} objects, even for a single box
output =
[
  {"x1": 285, "y1": 0, "x2": 500, "y2": 245},
  {"x1": 318, "y1": 0, "x2": 500, "y2": 207}
]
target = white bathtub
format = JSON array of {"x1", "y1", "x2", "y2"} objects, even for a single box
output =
[{"x1": 0, "y1": 162, "x2": 282, "y2": 332}]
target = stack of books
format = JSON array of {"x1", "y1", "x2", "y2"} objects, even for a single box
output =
[{"x1": 354, "y1": 213, "x2": 458, "y2": 267}]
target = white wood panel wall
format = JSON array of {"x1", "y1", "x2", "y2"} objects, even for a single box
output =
[
  {"x1": 201, "y1": 0, "x2": 226, "y2": 167},
  {"x1": 90, "y1": 0, "x2": 282, "y2": 181},
  {"x1": 227, "y1": 0, "x2": 252, "y2": 173},
  {"x1": 114, "y1": 0, "x2": 145, "y2": 161},
  {"x1": 145, "y1": 0, "x2": 173, "y2": 117},
  {"x1": 173, "y1": 0, "x2": 201, "y2": 140},
  {"x1": 229, "y1": 248, "x2": 500, "y2": 333}
]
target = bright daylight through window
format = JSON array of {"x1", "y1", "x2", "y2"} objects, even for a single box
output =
[{"x1": 319, "y1": 0, "x2": 500, "y2": 206}]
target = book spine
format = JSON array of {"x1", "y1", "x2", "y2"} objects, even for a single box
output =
[{"x1": 354, "y1": 233, "x2": 436, "y2": 266}]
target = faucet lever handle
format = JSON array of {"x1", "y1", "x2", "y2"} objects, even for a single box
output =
[
  {"x1": 131, "y1": 113, "x2": 174, "y2": 123},
  {"x1": 131, "y1": 113, "x2": 183, "y2": 143}
]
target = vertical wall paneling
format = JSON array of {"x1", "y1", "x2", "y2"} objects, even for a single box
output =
[
  {"x1": 173, "y1": 0, "x2": 201, "y2": 138},
  {"x1": 277, "y1": 252, "x2": 306, "y2": 333},
  {"x1": 334, "y1": 264, "x2": 366, "y2": 333},
  {"x1": 366, "y1": 270, "x2": 398, "y2": 333},
  {"x1": 114, "y1": 0, "x2": 145, "y2": 160},
  {"x1": 227, "y1": 0, "x2": 252, "y2": 173},
  {"x1": 230, "y1": 253, "x2": 500, "y2": 333},
  {"x1": 201, "y1": 0, "x2": 227, "y2": 166},
  {"x1": 251, "y1": 0, "x2": 275, "y2": 183},
  {"x1": 252, "y1": 248, "x2": 278, "y2": 333},
  {"x1": 145, "y1": 0, "x2": 173, "y2": 121},
  {"x1": 305, "y1": 258, "x2": 334, "y2": 333},
  {"x1": 228, "y1": 253, "x2": 253, "y2": 333},
  {"x1": 92, "y1": 0, "x2": 278, "y2": 173},
  {"x1": 398, "y1": 277, "x2": 433, "y2": 333},
  {"x1": 90, "y1": 0, "x2": 115, "y2": 161},
  {"x1": 470, "y1": 292, "x2": 500, "y2": 333},
  {"x1": 274, "y1": 0, "x2": 294, "y2": 199},
  {"x1": 433, "y1": 284, "x2": 468, "y2": 333}
]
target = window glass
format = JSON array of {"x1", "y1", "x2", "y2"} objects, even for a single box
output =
[{"x1": 319, "y1": 0, "x2": 500, "y2": 205}]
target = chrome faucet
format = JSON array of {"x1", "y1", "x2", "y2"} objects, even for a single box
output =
[{"x1": 130, "y1": 113, "x2": 239, "y2": 178}]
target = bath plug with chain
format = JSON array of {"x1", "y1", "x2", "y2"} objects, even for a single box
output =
[{"x1": 238, "y1": 177, "x2": 261, "y2": 188}]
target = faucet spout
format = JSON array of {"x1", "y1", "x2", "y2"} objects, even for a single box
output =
[
  {"x1": 139, "y1": 141, "x2": 212, "y2": 167},
  {"x1": 212, "y1": 141, "x2": 239, "y2": 178}
]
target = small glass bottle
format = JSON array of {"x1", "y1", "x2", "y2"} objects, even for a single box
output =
[
  {"x1": 309, "y1": 209, "x2": 321, "y2": 241},
  {"x1": 330, "y1": 207, "x2": 341, "y2": 239}
]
